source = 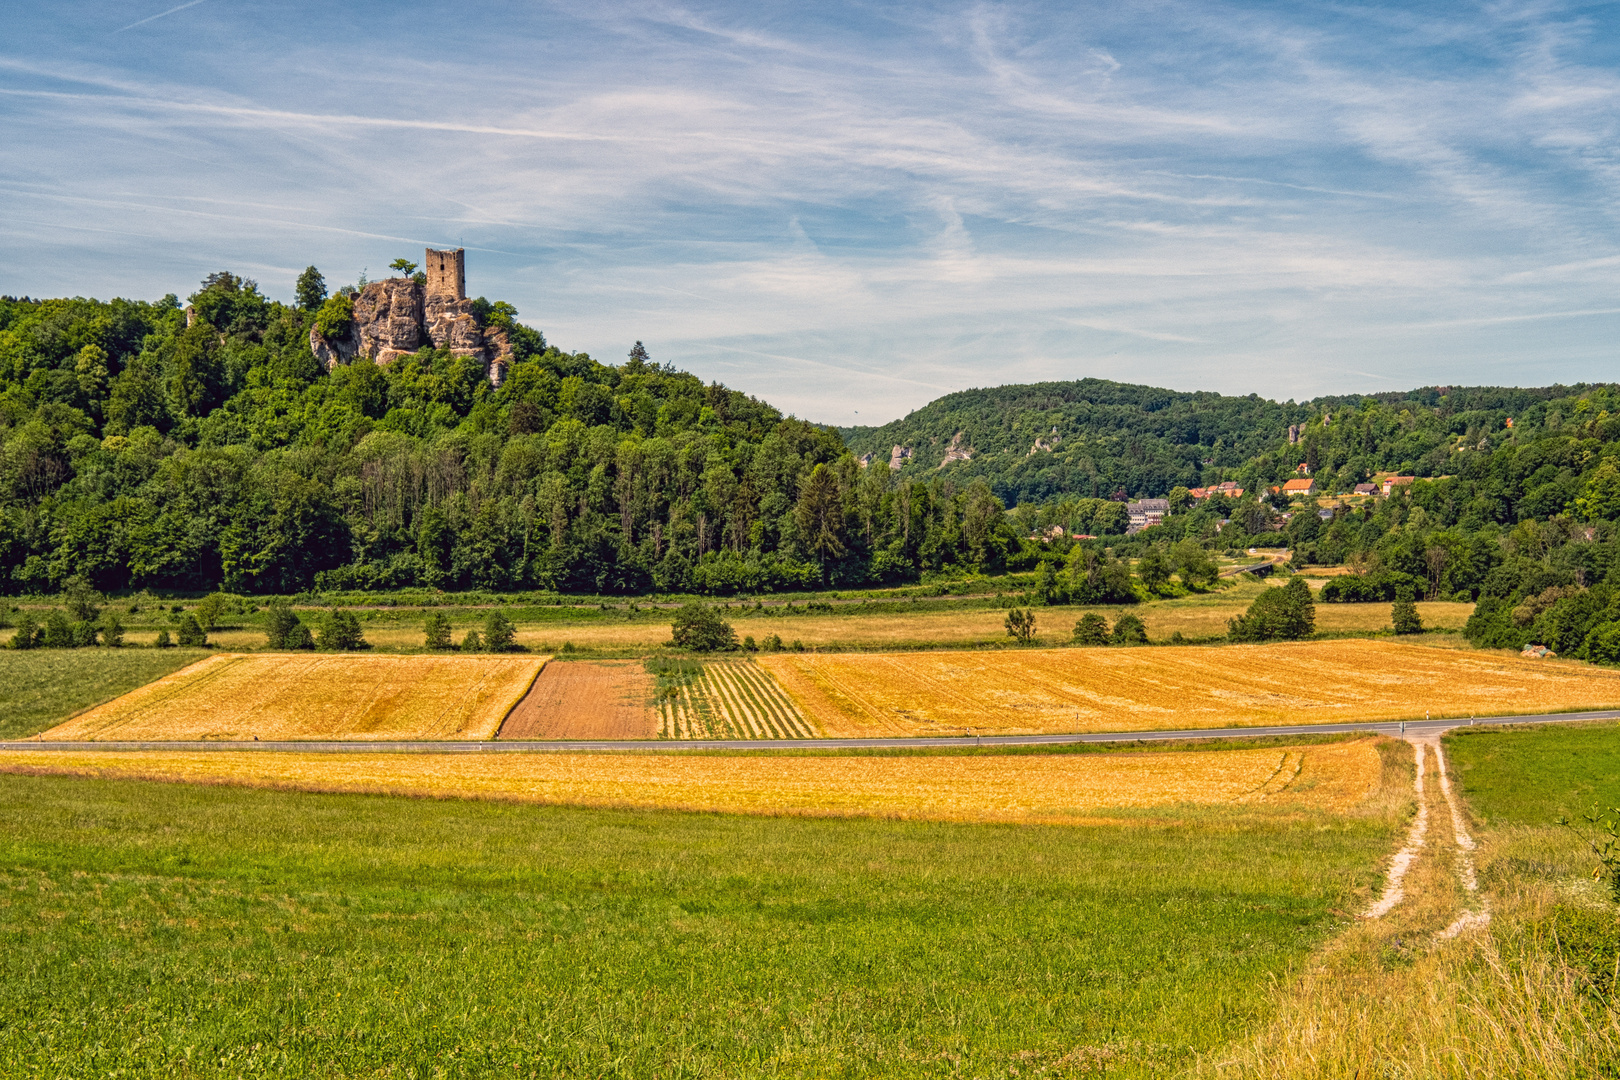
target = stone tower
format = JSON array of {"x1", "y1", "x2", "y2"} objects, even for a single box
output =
[{"x1": 424, "y1": 248, "x2": 465, "y2": 300}]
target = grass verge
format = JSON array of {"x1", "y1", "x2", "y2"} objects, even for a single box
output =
[{"x1": 1194, "y1": 723, "x2": 1620, "y2": 1078}]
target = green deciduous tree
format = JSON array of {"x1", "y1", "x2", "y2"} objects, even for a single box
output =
[
  {"x1": 793, "y1": 464, "x2": 845, "y2": 583},
  {"x1": 424, "y1": 612, "x2": 452, "y2": 650},
  {"x1": 483, "y1": 611, "x2": 516, "y2": 652},
  {"x1": 317, "y1": 609, "x2": 366, "y2": 651},
  {"x1": 1392, "y1": 593, "x2": 1423, "y2": 635},
  {"x1": 1004, "y1": 607, "x2": 1036, "y2": 644},
  {"x1": 1110, "y1": 612, "x2": 1148, "y2": 645},
  {"x1": 1577, "y1": 459, "x2": 1620, "y2": 522},
  {"x1": 670, "y1": 604, "x2": 737, "y2": 651},
  {"x1": 174, "y1": 613, "x2": 208, "y2": 647},
  {"x1": 1072, "y1": 612, "x2": 1110, "y2": 644},
  {"x1": 1228, "y1": 577, "x2": 1316, "y2": 642},
  {"x1": 295, "y1": 267, "x2": 327, "y2": 311}
]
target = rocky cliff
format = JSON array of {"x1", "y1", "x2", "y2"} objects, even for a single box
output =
[{"x1": 309, "y1": 278, "x2": 513, "y2": 385}]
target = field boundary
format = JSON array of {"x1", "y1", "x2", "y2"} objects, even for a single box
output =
[{"x1": 5, "y1": 709, "x2": 1619, "y2": 754}]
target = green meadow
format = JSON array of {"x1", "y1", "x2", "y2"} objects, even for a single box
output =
[
  {"x1": 0, "y1": 772, "x2": 1399, "y2": 1078},
  {"x1": 1446, "y1": 719, "x2": 1620, "y2": 826},
  {"x1": 0, "y1": 648, "x2": 210, "y2": 740}
]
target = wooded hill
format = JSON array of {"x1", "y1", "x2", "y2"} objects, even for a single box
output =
[
  {"x1": 840, "y1": 379, "x2": 1598, "y2": 506},
  {"x1": 6, "y1": 270, "x2": 1620, "y2": 619}
]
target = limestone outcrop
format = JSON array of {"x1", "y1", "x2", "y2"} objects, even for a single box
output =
[{"x1": 307, "y1": 248, "x2": 514, "y2": 385}]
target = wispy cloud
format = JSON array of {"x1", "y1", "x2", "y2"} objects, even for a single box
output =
[
  {"x1": 115, "y1": 0, "x2": 212, "y2": 34},
  {"x1": 3, "y1": 0, "x2": 1620, "y2": 423}
]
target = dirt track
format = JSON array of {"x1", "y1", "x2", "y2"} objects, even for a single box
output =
[{"x1": 498, "y1": 660, "x2": 655, "y2": 739}]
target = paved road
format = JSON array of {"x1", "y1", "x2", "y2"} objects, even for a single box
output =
[{"x1": 2, "y1": 709, "x2": 1616, "y2": 755}]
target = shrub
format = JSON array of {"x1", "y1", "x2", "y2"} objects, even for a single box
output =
[
  {"x1": 264, "y1": 604, "x2": 309, "y2": 649},
  {"x1": 743, "y1": 635, "x2": 757, "y2": 651},
  {"x1": 424, "y1": 612, "x2": 452, "y2": 650},
  {"x1": 317, "y1": 609, "x2": 366, "y2": 651},
  {"x1": 154, "y1": 628, "x2": 172, "y2": 648},
  {"x1": 195, "y1": 592, "x2": 228, "y2": 629},
  {"x1": 1004, "y1": 607, "x2": 1037, "y2": 644},
  {"x1": 763, "y1": 633, "x2": 783, "y2": 651},
  {"x1": 70, "y1": 620, "x2": 99, "y2": 648},
  {"x1": 1392, "y1": 595, "x2": 1423, "y2": 635},
  {"x1": 101, "y1": 612, "x2": 124, "y2": 648},
  {"x1": 1228, "y1": 577, "x2": 1315, "y2": 642},
  {"x1": 62, "y1": 575, "x2": 101, "y2": 624},
  {"x1": 1072, "y1": 612, "x2": 1110, "y2": 645},
  {"x1": 1111, "y1": 613, "x2": 1148, "y2": 645},
  {"x1": 43, "y1": 611, "x2": 75, "y2": 649},
  {"x1": 483, "y1": 612, "x2": 516, "y2": 652},
  {"x1": 1319, "y1": 569, "x2": 1426, "y2": 603},
  {"x1": 314, "y1": 292, "x2": 353, "y2": 339},
  {"x1": 670, "y1": 604, "x2": 737, "y2": 652},
  {"x1": 461, "y1": 629, "x2": 483, "y2": 652},
  {"x1": 1585, "y1": 622, "x2": 1620, "y2": 664},
  {"x1": 9, "y1": 613, "x2": 40, "y2": 650},
  {"x1": 174, "y1": 614, "x2": 208, "y2": 648},
  {"x1": 1464, "y1": 596, "x2": 1530, "y2": 650}
]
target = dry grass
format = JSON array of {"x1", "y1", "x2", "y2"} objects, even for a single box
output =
[
  {"x1": 0, "y1": 738, "x2": 1383, "y2": 824},
  {"x1": 1194, "y1": 739, "x2": 1620, "y2": 1080},
  {"x1": 759, "y1": 639, "x2": 1620, "y2": 737},
  {"x1": 41, "y1": 653, "x2": 546, "y2": 742},
  {"x1": 657, "y1": 660, "x2": 818, "y2": 739},
  {"x1": 116, "y1": 586, "x2": 1473, "y2": 654}
]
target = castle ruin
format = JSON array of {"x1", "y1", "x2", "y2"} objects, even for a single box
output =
[{"x1": 309, "y1": 247, "x2": 514, "y2": 386}]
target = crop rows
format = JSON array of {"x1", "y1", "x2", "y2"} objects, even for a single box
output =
[{"x1": 656, "y1": 660, "x2": 816, "y2": 739}]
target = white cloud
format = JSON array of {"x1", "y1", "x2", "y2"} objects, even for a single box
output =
[{"x1": 2, "y1": 1, "x2": 1619, "y2": 424}]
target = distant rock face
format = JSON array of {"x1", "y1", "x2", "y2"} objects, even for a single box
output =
[
  {"x1": 938, "y1": 431, "x2": 973, "y2": 467},
  {"x1": 307, "y1": 250, "x2": 514, "y2": 385}
]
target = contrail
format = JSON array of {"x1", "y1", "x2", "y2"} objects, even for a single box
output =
[{"x1": 116, "y1": 0, "x2": 211, "y2": 33}]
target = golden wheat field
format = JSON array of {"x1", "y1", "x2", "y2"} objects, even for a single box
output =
[
  {"x1": 0, "y1": 738, "x2": 1382, "y2": 823},
  {"x1": 758, "y1": 639, "x2": 1620, "y2": 737},
  {"x1": 42, "y1": 653, "x2": 546, "y2": 742}
]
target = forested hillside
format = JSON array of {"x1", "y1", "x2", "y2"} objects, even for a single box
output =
[
  {"x1": 9, "y1": 271, "x2": 1620, "y2": 631},
  {"x1": 0, "y1": 273, "x2": 1024, "y2": 597},
  {"x1": 841, "y1": 380, "x2": 1594, "y2": 506}
]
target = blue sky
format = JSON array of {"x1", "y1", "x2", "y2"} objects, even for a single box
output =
[{"x1": 3, "y1": 1, "x2": 1619, "y2": 424}]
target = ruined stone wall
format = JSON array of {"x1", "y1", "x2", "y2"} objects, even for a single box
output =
[
  {"x1": 308, "y1": 247, "x2": 512, "y2": 384},
  {"x1": 425, "y1": 248, "x2": 465, "y2": 300}
]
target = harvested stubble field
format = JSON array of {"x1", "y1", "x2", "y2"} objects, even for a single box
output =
[
  {"x1": 658, "y1": 660, "x2": 817, "y2": 739},
  {"x1": 0, "y1": 738, "x2": 1382, "y2": 823},
  {"x1": 43, "y1": 653, "x2": 546, "y2": 742},
  {"x1": 498, "y1": 659, "x2": 655, "y2": 739},
  {"x1": 759, "y1": 639, "x2": 1620, "y2": 737}
]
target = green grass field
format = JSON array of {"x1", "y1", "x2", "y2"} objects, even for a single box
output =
[
  {"x1": 1446, "y1": 720, "x2": 1620, "y2": 826},
  {"x1": 0, "y1": 772, "x2": 1398, "y2": 1077},
  {"x1": 0, "y1": 649, "x2": 210, "y2": 740}
]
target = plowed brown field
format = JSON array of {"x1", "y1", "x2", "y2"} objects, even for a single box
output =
[
  {"x1": 498, "y1": 660, "x2": 655, "y2": 739},
  {"x1": 43, "y1": 653, "x2": 546, "y2": 741},
  {"x1": 0, "y1": 738, "x2": 1383, "y2": 823},
  {"x1": 758, "y1": 639, "x2": 1620, "y2": 737}
]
